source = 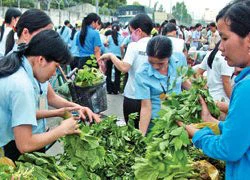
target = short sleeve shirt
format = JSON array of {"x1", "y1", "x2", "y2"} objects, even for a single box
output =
[
  {"x1": 0, "y1": 57, "x2": 37, "y2": 147},
  {"x1": 123, "y1": 37, "x2": 151, "y2": 99},
  {"x1": 200, "y1": 51, "x2": 234, "y2": 102},
  {"x1": 76, "y1": 26, "x2": 102, "y2": 57},
  {"x1": 135, "y1": 52, "x2": 188, "y2": 119}
]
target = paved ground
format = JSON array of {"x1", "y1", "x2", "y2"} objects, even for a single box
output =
[{"x1": 46, "y1": 93, "x2": 125, "y2": 155}]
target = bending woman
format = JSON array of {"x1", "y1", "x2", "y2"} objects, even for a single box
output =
[{"x1": 0, "y1": 30, "x2": 80, "y2": 161}]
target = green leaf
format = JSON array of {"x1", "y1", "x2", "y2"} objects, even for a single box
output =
[
  {"x1": 170, "y1": 127, "x2": 183, "y2": 136},
  {"x1": 174, "y1": 138, "x2": 183, "y2": 150}
]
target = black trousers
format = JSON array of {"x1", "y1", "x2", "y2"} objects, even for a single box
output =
[
  {"x1": 106, "y1": 57, "x2": 121, "y2": 94},
  {"x1": 3, "y1": 140, "x2": 45, "y2": 162},
  {"x1": 123, "y1": 96, "x2": 141, "y2": 129}
]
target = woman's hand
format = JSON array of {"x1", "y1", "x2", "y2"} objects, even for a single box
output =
[
  {"x1": 60, "y1": 116, "x2": 81, "y2": 135},
  {"x1": 176, "y1": 121, "x2": 199, "y2": 138},
  {"x1": 98, "y1": 53, "x2": 113, "y2": 61},
  {"x1": 199, "y1": 96, "x2": 219, "y2": 124},
  {"x1": 76, "y1": 106, "x2": 101, "y2": 123},
  {"x1": 56, "y1": 107, "x2": 80, "y2": 118}
]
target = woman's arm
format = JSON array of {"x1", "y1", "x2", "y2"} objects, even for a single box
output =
[
  {"x1": 94, "y1": 46, "x2": 101, "y2": 60},
  {"x1": 14, "y1": 117, "x2": 80, "y2": 154},
  {"x1": 221, "y1": 75, "x2": 232, "y2": 99},
  {"x1": 36, "y1": 106, "x2": 79, "y2": 119},
  {"x1": 139, "y1": 99, "x2": 152, "y2": 136},
  {"x1": 99, "y1": 53, "x2": 131, "y2": 73},
  {"x1": 47, "y1": 83, "x2": 100, "y2": 122}
]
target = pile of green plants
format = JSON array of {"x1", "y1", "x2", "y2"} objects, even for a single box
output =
[
  {"x1": 0, "y1": 153, "x2": 70, "y2": 179},
  {"x1": 74, "y1": 56, "x2": 104, "y2": 87},
  {"x1": 133, "y1": 67, "x2": 222, "y2": 179},
  {"x1": 60, "y1": 114, "x2": 146, "y2": 179},
  {"x1": 0, "y1": 67, "x2": 225, "y2": 179}
]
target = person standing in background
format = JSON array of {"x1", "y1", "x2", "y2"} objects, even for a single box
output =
[
  {"x1": 99, "y1": 14, "x2": 153, "y2": 128},
  {"x1": 59, "y1": 20, "x2": 71, "y2": 46},
  {"x1": 76, "y1": 13, "x2": 102, "y2": 69},
  {"x1": 105, "y1": 24, "x2": 123, "y2": 94},
  {"x1": 208, "y1": 22, "x2": 221, "y2": 50},
  {"x1": 0, "y1": 8, "x2": 21, "y2": 57}
]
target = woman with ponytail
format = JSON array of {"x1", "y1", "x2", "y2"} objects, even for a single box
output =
[
  {"x1": 196, "y1": 41, "x2": 234, "y2": 103},
  {"x1": 0, "y1": 8, "x2": 21, "y2": 57},
  {"x1": 105, "y1": 24, "x2": 123, "y2": 94},
  {"x1": 75, "y1": 13, "x2": 102, "y2": 69},
  {"x1": 0, "y1": 30, "x2": 80, "y2": 162}
]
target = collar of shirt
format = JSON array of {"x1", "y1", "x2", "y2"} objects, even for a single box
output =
[
  {"x1": 235, "y1": 66, "x2": 250, "y2": 83},
  {"x1": 137, "y1": 36, "x2": 151, "y2": 43},
  {"x1": 147, "y1": 56, "x2": 178, "y2": 79}
]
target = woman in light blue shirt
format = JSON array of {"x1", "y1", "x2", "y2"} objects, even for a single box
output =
[
  {"x1": 105, "y1": 24, "x2": 123, "y2": 94},
  {"x1": 0, "y1": 30, "x2": 80, "y2": 161},
  {"x1": 181, "y1": 1, "x2": 250, "y2": 179},
  {"x1": 135, "y1": 36, "x2": 189, "y2": 135}
]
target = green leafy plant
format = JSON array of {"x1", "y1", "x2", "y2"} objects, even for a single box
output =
[{"x1": 74, "y1": 56, "x2": 104, "y2": 87}]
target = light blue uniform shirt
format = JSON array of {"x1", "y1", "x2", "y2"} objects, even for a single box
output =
[
  {"x1": 69, "y1": 30, "x2": 80, "y2": 57},
  {"x1": 193, "y1": 66, "x2": 250, "y2": 180},
  {"x1": 76, "y1": 26, "x2": 102, "y2": 57},
  {"x1": 106, "y1": 34, "x2": 124, "y2": 58},
  {"x1": 135, "y1": 52, "x2": 187, "y2": 120},
  {"x1": 0, "y1": 56, "x2": 37, "y2": 147},
  {"x1": 7, "y1": 46, "x2": 49, "y2": 134},
  {"x1": 59, "y1": 26, "x2": 71, "y2": 46},
  {"x1": 32, "y1": 81, "x2": 48, "y2": 134}
]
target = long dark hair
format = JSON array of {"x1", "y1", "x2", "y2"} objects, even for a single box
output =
[
  {"x1": 5, "y1": 9, "x2": 52, "y2": 55},
  {"x1": 111, "y1": 24, "x2": 120, "y2": 46},
  {"x1": 79, "y1": 13, "x2": 100, "y2": 46},
  {"x1": 0, "y1": 30, "x2": 72, "y2": 78},
  {"x1": 216, "y1": 1, "x2": 250, "y2": 38},
  {"x1": 207, "y1": 41, "x2": 221, "y2": 69},
  {"x1": 0, "y1": 8, "x2": 21, "y2": 42},
  {"x1": 146, "y1": 35, "x2": 172, "y2": 59}
]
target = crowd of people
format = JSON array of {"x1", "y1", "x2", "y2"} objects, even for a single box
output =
[{"x1": 0, "y1": 0, "x2": 250, "y2": 178}]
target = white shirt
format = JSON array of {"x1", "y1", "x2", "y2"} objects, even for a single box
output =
[
  {"x1": 168, "y1": 36, "x2": 185, "y2": 53},
  {"x1": 0, "y1": 26, "x2": 12, "y2": 56},
  {"x1": 123, "y1": 37, "x2": 151, "y2": 99},
  {"x1": 200, "y1": 51, "x2": 234, "y2": 103}
]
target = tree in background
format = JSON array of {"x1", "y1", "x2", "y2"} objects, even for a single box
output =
[{"x1": 172, "y1": 2, "x2": 192, "y2": 25}]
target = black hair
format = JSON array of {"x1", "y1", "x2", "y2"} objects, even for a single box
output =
[
  {"x1": 111, "y1": 24, "x2": 120, "y2": 46},
  {"x1": 162, "y1": 23, "x2": 177, "y2": 35},
  {"x1": 129, "y1": 14, "x2": 153, "y2": 35},
  {"x1": 70, "y1": 27, "x2": 77, "y2": 40},
  {"x1": 64, "y1": 20, "x2": 70, "y2": 26},
  {"x1": 104, "y1": 22, "x2": 111, "y2": 28},
  {"x1": 79, "y1": 13, "x2": 101, "y2": 46},
  {"x1": 104, "y1": 29, "x2": 112, "y2": 36},
  {"x1": 146, "y1": 35, "x2": 172, "y2": 59},
  {"x1": 207, "y1": 41, "x2": 220, "y2": 69},
  {"x1": 169, "y1": 19, "x2": 176, "y2": 24},
  {"x1": 0, "y1": 30, "x2": 72, "y2": 78},
  {"x1": 0, "y1": 8, "x2": 21, "y2": 42},
  {"x1": 5, "y1": 9, "x2": 52, "y2": 55},
  {"x1": 216, "y1": 0, "x2": 250, "y2": 38},
  {"x1": 195, "y1": 23, "x2": 202, "y2": 28},
  {"x1": 60, "y1": 20, "x2": 70, "y2": 35},
  {"x1": 209, "y1": 22, "x2": 217, "y2": 27},
  {"x1": 159, "y1": 20, "x2": 168, "y2": 34}
]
